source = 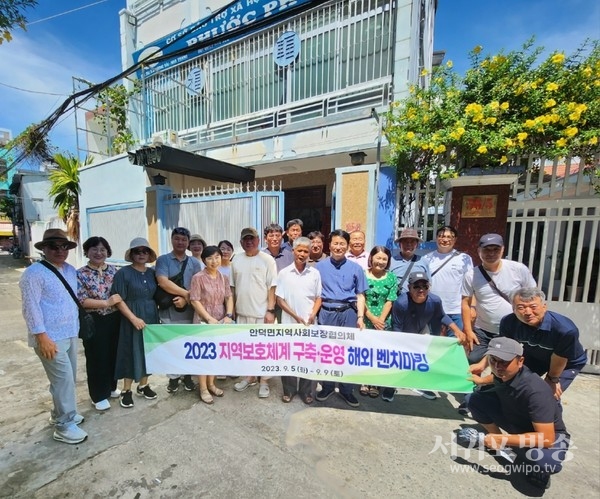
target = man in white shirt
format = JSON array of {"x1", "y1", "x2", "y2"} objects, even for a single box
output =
[
  {"x1": 345, "y1": 230, "x2": 369, "y2": 270},
  {"x1": 423, "y1": 225, "x2": 472, "y2": 336}
]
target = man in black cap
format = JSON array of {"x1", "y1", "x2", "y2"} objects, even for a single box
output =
[
  {"x1": 461, "y1": 337, "x2": 570, "y2": 490},
  {"x1": 460, "y1": 233, "x2": 536, "y2": 364},
  {"x1": 388, "y1": 271, "x2": 465, "y2": 401}
]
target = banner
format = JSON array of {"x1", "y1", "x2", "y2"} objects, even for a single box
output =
[
  {"x1": 144, "y1": 324, "x2": 473, "y2": 393},
  {"x1": 133, "y1": 0, "x2": 318, "y2": 76}
]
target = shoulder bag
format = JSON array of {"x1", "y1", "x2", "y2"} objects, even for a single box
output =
[
  {"x1": 40, "y1": 260, "x2": 96, "y2": 341},
  {"x1": 478, "y1": 265, "x2": 512, "y2": 304},
  {"x1": 154, "y1": 257, "x2": 189, "y2": 311}
]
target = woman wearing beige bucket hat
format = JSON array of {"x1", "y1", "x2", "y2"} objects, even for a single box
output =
[{"x1": 111, "y1": 237, "x2": 159, "y2": 409}]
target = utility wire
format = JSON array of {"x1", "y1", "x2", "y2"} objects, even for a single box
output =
[
  {"x1": 0, "y1": 81, "x2": 67, "y2": 96},
  {"x1": 26, "y1": 0, "x2": 113, "y2": 26}
]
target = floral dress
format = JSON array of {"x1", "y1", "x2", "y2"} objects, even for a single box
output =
[{"x1": 364, "y1": 271, "x2": 398, "y2": 330}]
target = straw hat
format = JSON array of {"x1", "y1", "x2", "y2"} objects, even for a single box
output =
[{"x1": 34, "y1": 228, "x2": 77, "y2": 250}]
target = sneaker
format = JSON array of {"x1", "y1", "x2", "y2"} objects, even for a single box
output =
[
  {"x1": 315, "y1": 386, "x2": 335, "y2": 402},
  {"x1": 234, "y1": 378, "x2": 258, "y2": 392},
  {"x1": 381, "y1": 388, "x2": 396, "y2": 402},
  {"x1": 526, "y1": 470, "x2": 551, "y2": 489},
  {"x1": 182, "y1": 375, "x2": 196, "y2": 391},
  {"x1": 53, "y1": 424, "x2": 88, "y2": 444},
  {"x1": 93, "y1": 399, "x2": 111, "y2": 411},
  {"x1": 110, "y1": 389, "x2": 122, "y2": 398},
  {"x1": 49, "y1": 413, "x2": 84, "y2": 426},
  {"x1": 120, "y1": 390, "x2": 134, "y2": 408},
  {"x1": 258, "y1": 383, "x2": 270, "y2": 398},
  {"x1": 412, "y1": 388, "x2": 437, "y2": 400},
  {"x1": 456, "y1": 427, "x2": 484, "y2": 448},
  {"x1": 339, "y1": 392, "x2": 360, "y2": 408},
  {"x1": 167, "y1": 378, "x2": 179, "y2": 393},
  {"x1": 137, "y1": 384, "x2": 157, "y2": 400}
]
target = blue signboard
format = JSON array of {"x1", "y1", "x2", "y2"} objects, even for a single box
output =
[{"x1": 133, "y1": 0, "x2": 317, "y2": 77}]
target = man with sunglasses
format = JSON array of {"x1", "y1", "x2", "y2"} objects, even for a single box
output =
[
  {"x1": 462, "y1": 337, "x2": 570, "y2": 490},
  {"x1": 19, "y1": 229, "x2": 87, "y2": 444},
  {"x1": 156, "y1": 227, "x2": 202, "y2": 393},
  {"x1": 388, "y1": 272, "x2": 465, "y2": 401}
]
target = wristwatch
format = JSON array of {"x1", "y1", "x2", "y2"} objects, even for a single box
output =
[
  {"x1": 225, "y1": 313, "x2": 234, "y2": 319},
  {"x1": 546, "y1": 375, "x2": 560, "y2": 383},
  {"x1": 266, "y1": 309, "x2": 276, "y2": 314}
]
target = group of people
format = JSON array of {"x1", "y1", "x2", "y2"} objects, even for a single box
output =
[{"x1": 20, "y1": 221, "x2": 587, "y2": 490}]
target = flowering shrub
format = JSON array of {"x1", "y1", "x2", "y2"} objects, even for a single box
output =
[{"x1": 385, "y1": 39, "x2": 599, "y2": 186}]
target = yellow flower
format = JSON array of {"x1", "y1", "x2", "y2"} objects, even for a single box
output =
[
  {"x1": 477, "y1": 145, "x2": 488, "y2": 154},
  {"x1": 569, "y1": 112, "x2": 580, "y2": 121},
  {"x1": 589, "y1": 136, "x2": 598, "y2": 146},
  {"x1": 551, "y1": 53, "x2": 565, "y2": 64},
  {"x1": 500, "y1": 102, "x2": 509, "y2": 110},
  {"x1": 517, "y1": 132, "x2": 528, "y2": 142},
  {"x1": 524, "y1": 119, "x2": 536, "y2": 128},
  {"x1": 500, "y1": 155, "x2": 508, "y2": 164},
  {"x1": 565, "y1": 127, "x2": 578, "y2": 137},
  {"x1": 530, "y1": 82, "x2": 538, "y2": 89},
  {"x1": 489, "y1": 101, "x2": 500, "y2": 110},
  {"x1": 411, "y1": 172, "x2": 420, "y2": 180},
  {"x1": 434, "y1": 144, "x2": 447, "y2": 154},
  {"x1": 446, "y1": 60, "x2": 453, "y2": 68},
  {"x1": 473, "y1": 45, "x2": 483, "y2": 54},
  {"x1": 505, "y1": 138, "x2": 514, "y2": 147},
  {"x1": 583, "y1": 66, "x2": 592, "y2": 77},
  {"x1": 546, "y1": 82, "x2": 559, "y2": 92},
  {"x1": 406, "y1": 131, "x2": 416, "y2": 140},
  {"x1": 544, "y1": 98, "x2": 556, "y2": 108},
  {"x1": 485, "y1": 117, "x2": 497, "y2": 125},
  {"x1": 556, "y1": 138, "x2": 567, "y2": 147},
  {"x1": 420, "y1": 68, "x2": 428, "y2": 76}
]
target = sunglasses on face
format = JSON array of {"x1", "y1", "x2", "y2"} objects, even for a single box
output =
[
  {"x1": 132, "y1": 248, "x2": 150, "y2": 255},
  {"x1": 46, "y1": 243, "x2": 70, "y2": 251},
  {"x1": 411, "y1": 284, "x2": 429, "y2": 291}
]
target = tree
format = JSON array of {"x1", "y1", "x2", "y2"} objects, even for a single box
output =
[
  {"x1": 384, "y1": 39, "x2": 600, "y2": 188},
  {"x1": 0, "y1": 0, "x2": 37, "y2": 44},
  {"x1": 48, "y1": 153, "x2": 92, "y2": 241}
]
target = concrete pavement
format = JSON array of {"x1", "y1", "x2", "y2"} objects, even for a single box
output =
[{"x1": 0, "y1": 253, "x2": 598, "y2": 498}]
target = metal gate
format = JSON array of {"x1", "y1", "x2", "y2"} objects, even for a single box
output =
[{"x1": 157, "y1": 182, "x2": 284, "y2": 253}]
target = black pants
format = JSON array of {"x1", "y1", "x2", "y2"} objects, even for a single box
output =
[
  {"x1": 282, "y1": 376, "x2": 313, "y2": 398},
  {"x1": 83, "y1": 312, "x2": 120, "y2": 403}
]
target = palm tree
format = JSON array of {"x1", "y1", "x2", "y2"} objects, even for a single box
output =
[{"x1": 48, "y1": 153, "x2": 92, "y2": 242}]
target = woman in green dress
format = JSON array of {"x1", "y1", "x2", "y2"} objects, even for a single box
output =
[{"x1": 360, "y1": 245, "x2": 398, "y2": 397}]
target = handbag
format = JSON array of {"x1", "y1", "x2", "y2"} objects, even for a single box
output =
[
  {"x1": 153, "y1": 257, "x2": 189, "y2": 311},
  {"x1": 40, "y1": 260, "x2": 96, "y2": 341}
]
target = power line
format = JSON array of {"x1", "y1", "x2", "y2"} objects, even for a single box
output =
[
  {"x1": 0, "y1": 81, "x2": 67, "y2": 96},
  {"x1": 26, "y1": 0, "x2": 113, "y2": 26}
]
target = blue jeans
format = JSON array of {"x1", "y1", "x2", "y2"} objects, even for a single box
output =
[
  {"x1": 429, "y1": 313, "x2": 463, "y2": 337},
  {"x1": 35, "y1": 337, "x2": 79, "y2": 430}
]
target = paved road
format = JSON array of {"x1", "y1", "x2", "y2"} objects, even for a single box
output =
[{"x1": 0, "y1": 253, "x2": 598, "y2": 498}]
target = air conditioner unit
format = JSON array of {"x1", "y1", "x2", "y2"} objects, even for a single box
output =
[{"x1": 151, "y1": 129, "x2": 179, "y2": 147}]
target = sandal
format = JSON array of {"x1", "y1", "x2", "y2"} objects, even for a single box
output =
[
  {"x1": 199, "y1": 389, "x2": 214, "y2": 405},
  {"x1": 369, "y1": 386, "x2": 380, "y2": 398},
  {"x1": 359, "y1": 385, "x2": 369, "y2": 396},
  {"x1": 282, "y1": 393, "x2": 294, "y2": 403},
  {"x1": 208, "y1": 385, "x2": 224, "y2": 397},
  {"x1": 301, "y1": 394, "x2": 314, "y2": 405}
]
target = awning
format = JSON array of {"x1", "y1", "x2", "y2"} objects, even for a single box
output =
[{"x1": 128, "y1": 145, "x2": 255, "y2": 183}]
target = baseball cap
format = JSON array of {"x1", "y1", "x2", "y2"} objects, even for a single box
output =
[
  {"x1": 486, "y1": 337, "x2": 523, "y2": 361},
  {"x1": 408, "y1": 271, "x2": 430, "y2": 285},
  {"x1": 240, "y1": 227, "x2": 259, "y2": 239},
  {"x1": 479, "y1": 233, "x2": 504, "y2": 247},
  {"x1": 396, "y1": 227, "x2": 423, "y2": 242}
]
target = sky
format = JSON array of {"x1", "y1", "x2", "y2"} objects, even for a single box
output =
[{"x1": 0, "y1": 0, "x2": 598, "y2": 170}]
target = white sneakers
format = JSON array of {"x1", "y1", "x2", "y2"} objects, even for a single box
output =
[
  {"x1": 53, "y1": 424, "x2": 88, "y2": 444},
  {"x1": 94, "y1": 399, "x2": 111, "y2": 411},
  {"x1": 110, "y1": 389, "x2": 122, "y2": 398}
]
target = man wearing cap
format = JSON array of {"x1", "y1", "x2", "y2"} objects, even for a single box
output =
[
  {"x1": 155, "y1": 227, "x2": 202, "y2": 393},
  {"x1": 388, "y1": 271, "x2": 465, "y2": 401},
  {"x1": 470, "y1": 287, "x2": 587, "y2": 400},
  {"x1": 423, "y1": 225, "x2": 473, "y2": 336},
  {"x1": 389, "y1": 227, "x2": 430, "y2": 295},
  {"x1": 464, "y1": 337, "x2": 570, "y2": 489},
  {"x1": 231, "y1": 227, "x2": 278, "y2": 398},
  {"x1": 19, "y1": 229, "x2": 87, "y2": 444},
  {"x1": 461, "y1": 233, "x2": 536, "y2": 364}
]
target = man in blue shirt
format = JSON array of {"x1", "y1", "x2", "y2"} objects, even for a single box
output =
[
  {"x1": 389, "y1": 271, "x2": 465, "y2": 401},
  {"x1": 470, "y1": 287, "x2": 587, "y2": 400},
  {"x1": 315, "y1": 229, "x2": 368, "y2": 408},
  {"x1": 389, "y1": 227, "x2": 430, "y2": 294}
]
